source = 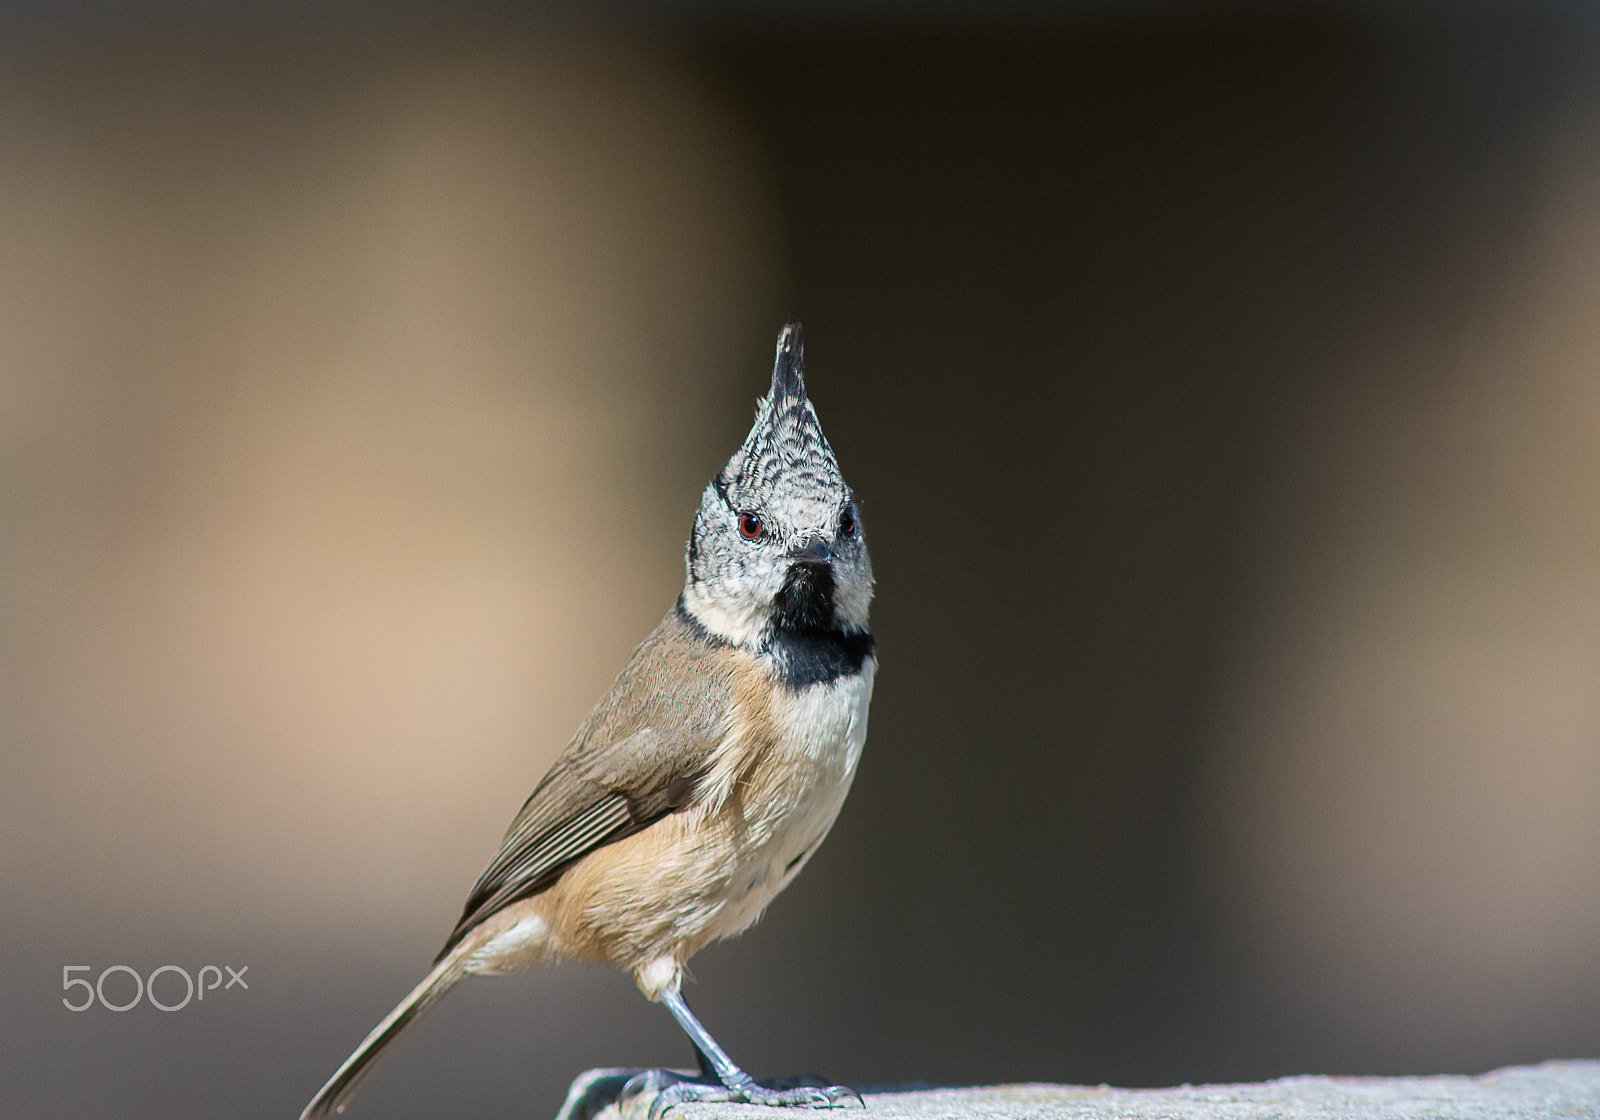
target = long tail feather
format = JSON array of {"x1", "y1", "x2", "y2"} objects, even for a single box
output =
[{"x1": 300, "y1": 952, "x2": 466, "y2": 1118}]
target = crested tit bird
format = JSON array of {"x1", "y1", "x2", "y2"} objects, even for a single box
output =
[{"x1": 302, "y1": 324, "x2": 875, "y2": 1118}]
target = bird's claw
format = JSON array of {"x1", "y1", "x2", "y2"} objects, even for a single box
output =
[{"x1": 622, "y1": 1070, "x2": 863, "y2": 1120}]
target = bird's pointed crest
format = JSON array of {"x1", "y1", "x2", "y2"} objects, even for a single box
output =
[
  {"x1": 771, "y1": 322, "x2": 805, "y2": 403},
  {"x1": 718, "y1": 324, "x2": 844, "y2": 511}
]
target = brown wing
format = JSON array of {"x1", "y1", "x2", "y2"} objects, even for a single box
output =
[{"x1": 436, "y1": 603, "x2": 736, "y2": 960}]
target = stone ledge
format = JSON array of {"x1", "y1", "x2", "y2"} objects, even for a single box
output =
[{"x1": 561, "y1": 1060, "x2": 1600, "y2": 1120}]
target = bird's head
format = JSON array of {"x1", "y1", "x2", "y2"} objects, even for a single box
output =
[{"x1": 683, "y1": 324, "x2": 873, "y2": 650}]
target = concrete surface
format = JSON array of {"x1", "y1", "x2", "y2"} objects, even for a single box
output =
[{"x1": 557, "y1": 1060, "x2": 1600, "y2": 1120}]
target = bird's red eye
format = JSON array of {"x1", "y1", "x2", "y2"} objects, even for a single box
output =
[
  {"x1": 738, "y1": 512, "x2": 762, "y2": 539},
  {"x1": 840, "y1": 509, "x2": 856, "y2": 536}
]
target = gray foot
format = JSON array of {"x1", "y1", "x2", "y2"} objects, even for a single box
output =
[{"x1": 619, "y1": 1069, "x2": 862, "y2": 1120}]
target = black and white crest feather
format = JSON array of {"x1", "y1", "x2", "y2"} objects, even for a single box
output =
[{"x1": 717, "y1": 325, "x2": 845, "y2": 516}]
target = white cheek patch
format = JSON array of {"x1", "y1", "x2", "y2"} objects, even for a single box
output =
[
  {"x1": 831, "y1": 567, "x2": 875, "y2": 632},
  {"x1": 681, "y1": 581, "x2": 767, "y2": 647}
]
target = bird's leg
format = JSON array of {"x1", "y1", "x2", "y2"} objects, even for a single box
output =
[
  {"x1": 693, "y1": 1040, "x2": 719, "y2": 1084},
  {"x1": 662, "y1": 988, "x2": 757, "y2": 1094},
  {"x1": 629, "y1": 988, "x2": 861, "y2": 1119}
]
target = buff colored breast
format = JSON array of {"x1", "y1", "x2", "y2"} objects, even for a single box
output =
[{"x1": 483, "y1": 648, "x2": 875, "y2": 977}]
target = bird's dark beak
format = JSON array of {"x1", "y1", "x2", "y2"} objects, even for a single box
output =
[{"x1": 786, "y1": 534, "x2": 831, "y2": 566}]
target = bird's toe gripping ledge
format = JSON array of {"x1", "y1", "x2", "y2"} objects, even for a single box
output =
[
  {"x1": 557, "y1": 1068, "x2": 858, "y2": 1120},
  {"x1": 557, "y1": 1059, "x2": 1600, "y2": 1120}
]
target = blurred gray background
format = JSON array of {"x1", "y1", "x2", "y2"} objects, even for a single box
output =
[{"x1": 5, "y1": 2, "x2": 1600, "y2": 1118}]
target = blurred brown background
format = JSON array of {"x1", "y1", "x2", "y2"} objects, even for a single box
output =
[{"x1": 4, "y1": 3, "x2": 1600, "y2": 1118}]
